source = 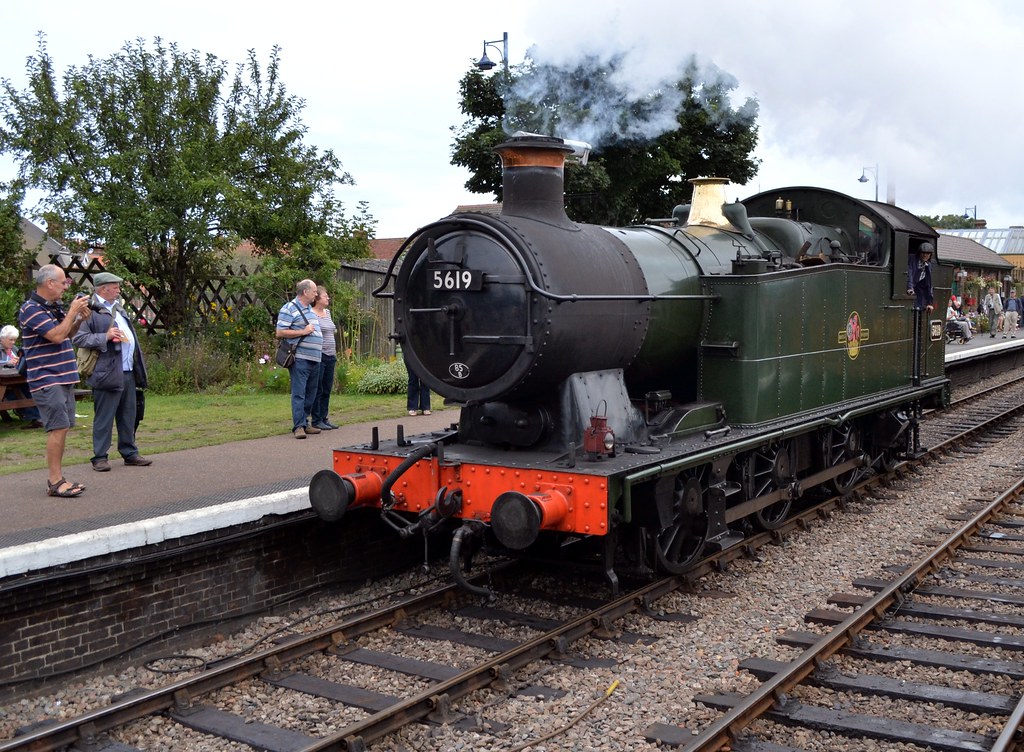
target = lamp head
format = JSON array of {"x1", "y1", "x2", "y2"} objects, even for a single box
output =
[
  {"x1": 476, "y1": 49, "x2": 496, "y2": 71},
  {"x1": 858, "y1": 172, "x2": 869, "y2": 183}
]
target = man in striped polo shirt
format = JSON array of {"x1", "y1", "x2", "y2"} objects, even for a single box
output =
[
  {"x1": 18, "y1": 265, "x2": 94, "y2": 497},
  {"x1": 276, "y1": 278, "x2": 323, "y2": 439}
]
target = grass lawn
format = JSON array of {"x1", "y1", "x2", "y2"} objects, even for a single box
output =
[{"x1": 0, "y1": 392, "x2": 412, "y2": 476}]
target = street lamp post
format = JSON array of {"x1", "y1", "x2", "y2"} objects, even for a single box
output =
[
  {"x1": 475, "y1": 32, "x2": 509, "y2": 74},
  {"x1": 857, "y1": 163, "x2": 879, "y2": 202},
  {"x1": 963, "y1": 206, "x2": 977, "y2": 221}
]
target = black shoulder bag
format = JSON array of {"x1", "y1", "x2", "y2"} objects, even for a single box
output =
[{"x1": 275, "y1": 305, "x2": 309, "y2": 368}]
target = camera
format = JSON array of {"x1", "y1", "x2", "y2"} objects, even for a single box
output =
[{"x1": 75, "y1": 291, "x2": 107, "y2": 314}]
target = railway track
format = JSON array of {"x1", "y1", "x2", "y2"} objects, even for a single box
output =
[
  {"x1": 653, "y1": 382, "x2": 1024, "y2": 751},
  {"x1": 5, "y1": 377, "x2": 1024, "y2": 751}
]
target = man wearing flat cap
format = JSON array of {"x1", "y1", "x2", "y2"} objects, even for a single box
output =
[
  {"x1": 906, "y1": 242, "x2": 935, "y2": 313},
  {"x1": 72, "y1": 272, "x2": 152, "y2": 471}
]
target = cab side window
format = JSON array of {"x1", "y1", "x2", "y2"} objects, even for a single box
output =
[{"x1": 857, "y1": 216, "x2": 884, "y2": 265}]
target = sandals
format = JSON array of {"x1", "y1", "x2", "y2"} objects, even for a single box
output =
[{"x1": 47, "y1": 477, "x2": 85, "y2": 498}]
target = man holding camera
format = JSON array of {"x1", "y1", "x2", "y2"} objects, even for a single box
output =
[
  {"x1": 72, "y1": 271, "x2": 151, "y2": 472},
  {"x1": 18, "y1": 264, "x2": 93, "y2": 497}
]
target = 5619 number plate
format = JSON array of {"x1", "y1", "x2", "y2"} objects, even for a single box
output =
[{"x1": 431, "y1": 269, "x2": 483, "y2": 291}]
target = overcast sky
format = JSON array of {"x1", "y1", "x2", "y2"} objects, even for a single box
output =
[{"x1": 3, "y1": 0, "x2": 1023, "y2": 238}]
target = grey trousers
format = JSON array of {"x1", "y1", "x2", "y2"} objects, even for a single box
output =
[{"x1": 91, "y1": 370, "x2": 139, "y2": 462}]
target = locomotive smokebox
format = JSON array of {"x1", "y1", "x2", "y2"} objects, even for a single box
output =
[{"x1": 395, "y1": 133, "x2": 652, "y2": 405}]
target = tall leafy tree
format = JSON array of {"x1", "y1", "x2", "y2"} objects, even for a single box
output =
[
  {"x1": 919, "y1": 213, "x2": 976, "y2": 230},
  {"x1": 451, "y1": 55, "x2": 760, "y2": 225},
  {"x1": 0, "y1": 183, "x2": 31, "y2": 289},
  {"x1": 0, "y1": 36, "x2": 369, "y2": 330}
]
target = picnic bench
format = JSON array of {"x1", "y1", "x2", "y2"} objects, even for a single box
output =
[{"x1": 0, "y1": 370, "x2": 90, "y2": 421}]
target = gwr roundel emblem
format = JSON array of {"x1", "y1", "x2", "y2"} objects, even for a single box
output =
[
  {"x1": 449, "y1": 362, "x2": 470, "y2": 379},
  {"x1": 837, "y1": 311, "x2": 869, "y2": 359},
  {"x1": 845, "y1": 311, "x2": 862, "y2": 360}
]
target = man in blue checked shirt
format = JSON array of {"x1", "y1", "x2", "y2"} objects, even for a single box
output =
[{"x1": 276, "y1": 278, "x2": 323, "y2": 439}]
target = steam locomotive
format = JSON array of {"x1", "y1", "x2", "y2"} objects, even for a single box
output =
[{"x1": 309, "y1": 133, "x2": 948, "y2": 592}]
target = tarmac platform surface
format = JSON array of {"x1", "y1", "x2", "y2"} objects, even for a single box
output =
[{"x1": 0, "y1": 409, "x2": 455, "y2": 577}]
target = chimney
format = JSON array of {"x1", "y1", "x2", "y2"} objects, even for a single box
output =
[{"x1": 495, "y1": 134, "x2": 574, "y2": 227}]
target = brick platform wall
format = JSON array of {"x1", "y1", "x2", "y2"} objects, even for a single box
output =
[{"x1": 0, "y1": 510, "x2": 425, "y2": 698}]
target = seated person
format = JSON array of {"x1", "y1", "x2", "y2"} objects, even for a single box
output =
[
  {"x1": 0, "y1": 324, "x2": 43, "y2": 426},
  {"x1": 946, "y1": 298, "x2": 972, "y2": 341}
]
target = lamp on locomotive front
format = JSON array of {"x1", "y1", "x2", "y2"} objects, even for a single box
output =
[{"x1": 583, "y1": 402, "x2": 616, "y2": 460}]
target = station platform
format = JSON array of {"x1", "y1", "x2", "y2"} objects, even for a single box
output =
[
  {"x1": 0, "y1": 410, "x2": 456, "y2": 579},
  {"x1": 1, "y1": 330, "x2": 1021, "y2": 580},
  {"x1": 944, "y1": 328, "x2": 1024, "y2": 361}
]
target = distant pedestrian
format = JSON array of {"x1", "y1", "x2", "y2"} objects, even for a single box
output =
[
  {"x1": 905, "y1": 242, "x2": 935, "y2": 312},
  {"x1": 404, "y1": 350, "x2": 431, "y2": 417},
  {"x1": 276, "y1": 279, "x2": 323, "y2": 439},
  {"x1": 72, "y1": 272, "x2": 152, "y2": 471},
  {"x1": 1004, "y1": 289, "x2": 1021, "y2": 338},
  {"x1": 310, "y1": 285, "x2": 339, "y2": 431},
  {"x1": 17, "y1": 264, "x2": 94, "y2": 497},
  {"x1": 984, "y1": 285, "x2": 1003, "y2": 338}
]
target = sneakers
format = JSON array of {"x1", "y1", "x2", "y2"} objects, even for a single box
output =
[
  {"x1": 124, "y1": 454, "x2": 153, "y2": 466},
  {"x1": 303, "y1": 424, "x2": 321, "y2": 435},
  {"x1": 313, "y1": 421, "x2": 334, "y2": 430},
  {"x1": 92, "y1": 458, "x2": 112, "y2": 472},
  {"x1": 423, "y1": 410, "x2": 431, "y2": 415},
  {"x1": 409, "y1": 410, "x2": 418, "y2": 416},
  {"x1": 293, "y1": 427, "x2": 306, "y2": 439},
  {"x1": 324, "y1": 420, "x2": 340, "y2": 429}
]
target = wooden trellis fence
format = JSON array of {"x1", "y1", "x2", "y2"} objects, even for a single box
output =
[{"x1": 32, "y1": 255, "x2": 395, "y2": 358}]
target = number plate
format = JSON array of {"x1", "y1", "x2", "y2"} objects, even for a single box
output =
[{"x1": 431, "y1": 269, "x2": 483, "y2": 291}]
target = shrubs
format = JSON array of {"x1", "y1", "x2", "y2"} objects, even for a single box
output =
[
  {"x1": 140, "y1": 302, "x2": 408, "y2": 396},
  {"x1": 145, "y1": 333, "x2": 241, "y2": 393},
  {"x1": 354, "y1": 359, "x2": 408, "y2": 395}
]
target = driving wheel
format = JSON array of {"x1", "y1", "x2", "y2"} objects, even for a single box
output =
[
  {"x1": 823, "y1": 422, "x2": 863, "y2": 493},
  {"x1": 654, "y1": 467, "x2": 708, "y2": 574},
  {"x1": 744, "y1": 442, "x2": 793, "y2": 530}
]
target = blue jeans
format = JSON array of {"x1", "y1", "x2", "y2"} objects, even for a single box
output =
[
  {"x1": 407, "y1": 369, "x2": 431, "y2": 412},
  {"x1": 312, "y1": 353, "x2": 336, "y2": 424},
  {"x1": 289, "y1": 357, "x2": 320, "y2": 430}
]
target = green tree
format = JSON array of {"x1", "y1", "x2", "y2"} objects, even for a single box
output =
[
  {"x1": 451, "y1": 55, "x2": 760, "y2": 225},
  {"x1": 919, "y1": 213, "x2": 975, "y2": 230},
  {"x1": 0, "y1": 36, "x2": 367, "y2": 331},
  {"x1": 0, "y1": 183, "x2": 33, "y2": 290},
  {"x1": 238, "y1": 200, "x2": 375, "y2": 313}
]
